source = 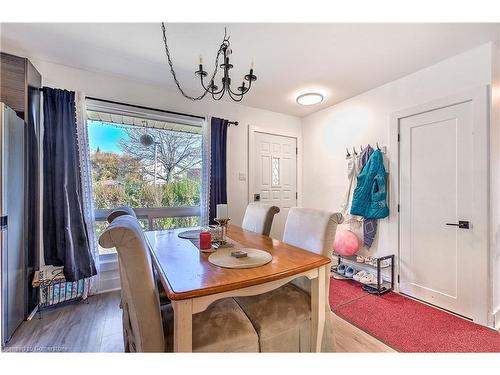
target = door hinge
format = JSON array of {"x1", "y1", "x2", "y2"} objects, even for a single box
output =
[
  {"x1": 296, "y1": 147, "x2": 298, "y2": 155},
  {"x1": 296, "y1": 192, "x2": 298, "y2": 199},
  {"x1": 397, "y1": 274, "x2": 400, "y2": 283},
  {"x1": 397, "y1": 133, "x2": 400, "y2": 142},
  {"x1": 397, "y1": 204, "x2": 400, "y2": 212}
]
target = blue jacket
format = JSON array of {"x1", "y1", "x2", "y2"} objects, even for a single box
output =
[{"x1": 350, "y1": 150, "x2": 389, "y2": 219}]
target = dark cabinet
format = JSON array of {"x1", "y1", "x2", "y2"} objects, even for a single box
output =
[{"x1": 1, "y1": 52, "x2": 41, "y2": 317}]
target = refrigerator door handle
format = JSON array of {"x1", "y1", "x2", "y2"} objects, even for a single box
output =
[{"x1": 0, "y1": 215, "x2": 7, "y2": 230}]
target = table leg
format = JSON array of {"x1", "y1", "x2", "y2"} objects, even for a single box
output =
[
  {"x1": 310, "y1": 265, "x2": 326, "y2": 352},
  {"x1": 172, "y1": 299, "x2": 193, "y2": 352}
]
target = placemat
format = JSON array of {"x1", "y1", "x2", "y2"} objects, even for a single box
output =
[
  {"x1": 178, "y1": 229, "x2": 202, "y2": 239},
  {"x1": 208, "y1": 247, "x2": 273, "y2": 269}
]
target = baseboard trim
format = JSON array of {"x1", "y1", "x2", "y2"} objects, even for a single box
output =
[
  {"x1": 97, "y1": 286, "x2": 121, "y2": 295},
  {"x1": 492, "y1": 307, "x2": 500, "y2": 330}
]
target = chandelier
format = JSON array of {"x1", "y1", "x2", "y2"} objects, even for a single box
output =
[{"x1": 161, "y1": 23, "x2": 257, "y2": 102}]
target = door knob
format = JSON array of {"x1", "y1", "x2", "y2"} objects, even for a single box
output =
[
  {"x1": 254, "y1": 194, "x2": 260, "y2": 202},
  {"x1": 445, "y1": 221, "x2": 470, "y2": 229}
]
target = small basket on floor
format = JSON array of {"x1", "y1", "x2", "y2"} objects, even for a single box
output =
[{"x1": 32, "y1": 265, "x2": 89, "y2": 319}]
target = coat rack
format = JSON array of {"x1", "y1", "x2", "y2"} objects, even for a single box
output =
[{"x1": 346, "y1": 142, "x2": 386, "y2": 158}]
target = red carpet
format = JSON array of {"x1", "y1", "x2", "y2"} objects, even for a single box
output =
[
  {"x1": 329, "y1": 277, "x2": 500, "y2": 352},
  {"x1": 328, "y1": 277, "x2": 367, "y2": 309}
]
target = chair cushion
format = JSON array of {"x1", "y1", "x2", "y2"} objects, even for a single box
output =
[
  {"x1": 162, "y1": 297, "x2": 259, "y2": 352},
  {"x1": 235, "y1": 284, "x2": 311, "y2": 340}
]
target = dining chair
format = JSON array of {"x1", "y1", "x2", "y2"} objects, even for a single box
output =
[
  {"x1": 235, "y1": 207, "x2": 343, "y2": 352},
  {"x1": 241, "y1": 202, "x2": 280, "y2": 236},
  {"x1": 99, "y1": 214, "x2": 259, "y2": 352},
  {"x1": 106, "y1": 206, "x2": 137, "y2": 223},
  {"x1": 105, "y1": 206, "x2": 170, "y2": 305}
]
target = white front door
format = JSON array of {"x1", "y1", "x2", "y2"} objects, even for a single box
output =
[
  {"x1": 252, "y1": 131, "x2": 297, "y2": 239},
  {"x1": 399, "y1": 100, "x2": 487, "y2": 323}
]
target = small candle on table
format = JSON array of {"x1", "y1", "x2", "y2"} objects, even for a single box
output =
[
  {"x1": 216, "y1": 204, "x2": 228, "y2": 219},
  {"x1": 199, "y1": 231, "x2": 212, "y2": 251}
]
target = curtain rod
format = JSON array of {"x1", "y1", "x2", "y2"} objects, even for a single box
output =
[
  {"x1": 38, "y1": 87, "x2": 203, "y2": 120},
  {"x1": 85, "y1": 96, "x2": 207, "y2": 120},
  {"x1": 39, "y1": 88, "x2": 239, "y2": 125}
]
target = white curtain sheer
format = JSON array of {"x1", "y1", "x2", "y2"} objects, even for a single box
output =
[
  {"x1": 75, "y1": 92, "x2": 99, "y2": 295},
  {"x1": 200, "y1": 117, "x2": 210, "y2": 226}
]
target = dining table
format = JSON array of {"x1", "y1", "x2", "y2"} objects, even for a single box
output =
[{"x1": 145, "y1": 224, "x2": 331, "y2": 352}]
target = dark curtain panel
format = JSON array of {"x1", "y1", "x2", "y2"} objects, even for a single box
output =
[
  {"x1": 209, "y1": 117, "x2": 229, "y2": 224},
  {"x1": 42, "y1": 87, "x2": 96, "y2": 281}
]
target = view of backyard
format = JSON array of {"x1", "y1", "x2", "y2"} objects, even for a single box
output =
[{"x1": 87, "y1": 119, "x2": 203, "y2": 254}]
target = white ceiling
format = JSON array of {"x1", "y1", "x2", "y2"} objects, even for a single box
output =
[{"x1": 1, "y1": 23, "x2": 499, "y2": 117}]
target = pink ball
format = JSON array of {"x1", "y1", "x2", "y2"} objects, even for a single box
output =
[{"x1": 333, "y1": 230, "x2": 360, "y2": 256}]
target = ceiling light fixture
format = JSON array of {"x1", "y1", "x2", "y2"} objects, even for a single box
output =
[
  {"x1": 160, "y1": 23, "x2": 257, "y2": 102},
  {"x1": 296, "y1": 92, "x2": 324, "y2": 106}
]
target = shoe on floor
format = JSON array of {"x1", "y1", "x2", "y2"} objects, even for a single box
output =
[
  {"x1": 336, "y1": 263, "x2": 347, "y2": 275},
  {"x1": 345, "y1": 266, "x2": 357, "y2": 279},
  {"x1": 360, "y1": 273, "x2": 378, "y2": 285},
  {"x1": 353, "y1": 270, "x2": 368, "y2": 282}
]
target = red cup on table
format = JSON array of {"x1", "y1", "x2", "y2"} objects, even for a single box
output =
[{"x1": 199, "y1": 231, "x2": 212, "y2": 251}]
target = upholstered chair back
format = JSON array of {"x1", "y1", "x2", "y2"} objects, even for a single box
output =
[
  {"x1": 106, "y1": 206, "x2": 137, "y2": 224},
  {"x1": 241, "y1": 203, "x2": 280, "y2": 236},
  {"x1": 99, "y1": 215, "x2": 164, "y2": 352},
  {"x1": 283, "y1": 207, "x2": 343, "y2": 296}
]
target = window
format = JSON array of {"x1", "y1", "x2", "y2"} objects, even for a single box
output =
[
  {"x1": 272, "y1": 156, "x2": 280, "y2": 186},
  {"x1": 86, "y1": 101, "x2": 205, "y2": 256}
]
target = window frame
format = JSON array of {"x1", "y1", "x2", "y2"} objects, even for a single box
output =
[{"x1": 85, "y1": 99, "x2": 206, "y2": 262}]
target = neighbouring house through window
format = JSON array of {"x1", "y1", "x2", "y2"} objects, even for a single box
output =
[{"x1": 85, "y1": 100, "x2": 206, "y2": 256}]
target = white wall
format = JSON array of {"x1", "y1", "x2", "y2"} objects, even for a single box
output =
[{"x1": 301, "y1": 43, "x2": 498, "y2": 325}]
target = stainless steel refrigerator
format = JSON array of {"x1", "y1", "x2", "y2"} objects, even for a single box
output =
[{"x1": 0, "y1": 102, "x2": 26, "y2": 346}]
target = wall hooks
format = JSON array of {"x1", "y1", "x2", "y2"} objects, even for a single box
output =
[{"x1": 347, "y1": 143, "x2": 386, "y2": 158}]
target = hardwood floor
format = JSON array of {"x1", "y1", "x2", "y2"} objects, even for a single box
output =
[
  {"x1": 4, "y1": 290, "x2": 393, "y2": 353},
  {"x1": 332, "y1": 314, "x2": 396, "y2": 353},
  {"x1": 4, "y1": 290, "x2": 124, "y2": 352}
]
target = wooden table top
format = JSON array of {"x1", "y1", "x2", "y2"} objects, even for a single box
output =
[{"x1": 145, "y1": 224, "x2": 331, "y2": 300}]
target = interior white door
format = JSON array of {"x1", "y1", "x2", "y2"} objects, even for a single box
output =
[
  {"x1": 252, "y1": 131, "x2": 297, "y2": 239},
  {"x1": 399, "y1": 100, "x2": 487, "y2": 322}
]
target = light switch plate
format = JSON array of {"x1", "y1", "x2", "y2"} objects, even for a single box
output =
[{"x1": 238, "y1": 172, "x2": 246, "y2": 181}]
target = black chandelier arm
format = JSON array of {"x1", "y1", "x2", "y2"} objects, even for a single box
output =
[
  {"x1": 227, "y1": 81, "x2": 248, "y2": 97},
  {"x1": 228, "y1": 75, "x2": 254, "y2": 97},
  {"x1": 227, "y1": 90, "x2": 245, "y2": 102},
  {"x1": 227, "y1": 87, "x2": 245, "y2": 97},
  {"x1": 201, "y1": 76, "x2": 225, "y2": 96},
  {"x1": 212, "y1": 86, "x2": 227, "y2": 101}
]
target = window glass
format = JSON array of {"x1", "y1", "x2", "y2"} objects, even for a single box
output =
[{"x1": 87, "y1": 112, "x2": 203, "y2": 255}]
